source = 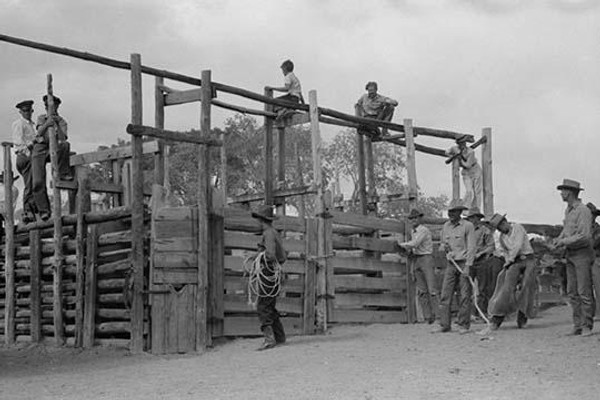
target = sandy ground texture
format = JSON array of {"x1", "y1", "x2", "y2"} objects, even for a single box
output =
[{"x1": 1, "y1": 304, "x2": 600, "y2": 400}]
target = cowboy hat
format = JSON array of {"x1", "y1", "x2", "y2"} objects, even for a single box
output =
[
  {"x1": 448, "y1": 199, "x2": 467, "y2": 212},
  {"x1": 251, "y1": 205, "x2": 277, "y2": 222},
  {"x1": 466, "y1": 207, "x2": 484, "y2": 218},
  {"x1": 484, "y1": 213, "x2": 507, "y2": 230},
  {"x1": 557, "y1": 178, "x2": 583, "y2": 192},
  {"x1": 407, "y1": 209, "x2": 424, "y2": 219},
  {"x1": 587, "y1": 202, "x2": 600, "y2": 216}
]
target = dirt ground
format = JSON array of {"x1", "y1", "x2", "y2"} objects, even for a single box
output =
[{"x1": 1, "y1": 304, "x2": 599, "y2": 400}]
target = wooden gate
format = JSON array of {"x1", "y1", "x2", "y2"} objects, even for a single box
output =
[{"x1": 150, "y1": 207, "x2": 199, "y2": 354}]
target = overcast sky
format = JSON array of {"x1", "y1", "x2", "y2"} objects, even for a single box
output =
[{"x1": 1, "y1": 0, "x2": 598, "y2": 224}]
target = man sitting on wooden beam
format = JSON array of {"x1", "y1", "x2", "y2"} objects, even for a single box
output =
[{"x1": 355, "y1": 81, "x2": 398, "y2": 138}]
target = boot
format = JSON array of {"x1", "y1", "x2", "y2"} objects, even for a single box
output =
[
  {"x1": 257, "y1": 326, "x2": 277, "y2": 351},
  {"x1": 517, "y1": 311, "x2": 527, "y2": 329},
  {"x1": 272, "y1": 319, "x2": 286, "y2": 344}
]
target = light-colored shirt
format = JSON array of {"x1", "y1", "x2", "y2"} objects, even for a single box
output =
[
  {"x1": 260, "y1": 225, "x2": 287, "y2": 264},
  {"x1": 11, "y1": 116, "x2": 36, "y2": 154},
  {"x1": 498, "y1": 223, "x2": 533, "y2": 264},
  {"x1": 440, "y1": 219, "x2": 476, "y2": 266},
  {"x1": 446, "y1": 146, "x2": 481, "y2": 175},
  {"x1": 474, "y1": 224, "x2": 495, "y2": 260},
  {"x1": 0, "y1": 184, "x2": 19, "y2": 215},
  {"x1": 558, "y1": 200, "x2": 592, "y2": 249},
  {"x1": 400, "y1": 224, "x2": 433, "y2": 255},
  {"x1": 356, "y1": 93, "x2": 397, "y2": 117},
  {"x1": 36, "y1": 114, "x2": 68, "y2": 141},
  {"x1": 283, "y1": 72, "x2": 302, "y2": 100}
]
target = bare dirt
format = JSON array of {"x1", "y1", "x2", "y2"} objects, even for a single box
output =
[{"x1": 1, "y1": 304, "x2": 599, "y2": 400}]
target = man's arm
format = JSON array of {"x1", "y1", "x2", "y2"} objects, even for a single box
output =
[
  {"x1": 382, "y1": 95, "x2": 398, "y2": 107},
  {"x1": 399, "y1": 227, "x2": 426, "y2": 249},
  {"x1": 558, "y1": 207, "x2": 592, "y2": 248}
]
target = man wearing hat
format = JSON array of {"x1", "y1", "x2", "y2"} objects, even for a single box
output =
[
  {"x1": 445, "y1": 135, "x2": 482, "y2": 210},
  {"x1": 11, "y1": 99, "x2": 37, "y2": 223},
  {"x1": 251, "y1": 204, "x2": 288, "y2": 350},
  {"x1": 587, "y1": 202, "x2": 600, "y2": 314},
  {"x1": 485, "y1": 213, "x2": 537, "y2": 331},
  {"x1": 32, "y1": 94, "x2": 73, "y2": 221},
  {"x1": 550, "y1": 179, "x2": 595, "y2": 337},
  {"x1": 433, "y1": 199, "x2": 476, "y2": 334},
  {"x1": 465, "y1": 207, "x2": 496, "y2": 317},
  {"x1": 355, "y1": 81, "x2": 398, "y2": 137},
  {"x1": 398, "y1": 209, "x2": 437, "y2": 324}
]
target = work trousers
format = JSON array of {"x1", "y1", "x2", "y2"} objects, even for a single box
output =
[
  {"x1": 256, "y1": 263, "x2": 285, "y2": 343},
  {"x1": 592, "y1": 257, "x2": 600, "y2": 315},
  {"x1": 357, "y1": 105, "x2": 395, "y2": 136},
  {"x1": 31, "y1": 141, "x2": 71, "y2": 214},
  {"x1": 488, "y1": 257, "x2": 537, "y2": 318},
  {"x1": 438, "y1": 260, "x2": 472, "y2": 330},
  {"x1": 461, "y1": 165, "x2": 482, "y2": 210},
  {"x1": 15, "y1": 152, "x2": 35, "y2": 215},
  {"x1": 472, "y1": 255, "x2": 504, "y2": 316},
  {"x1": 565, "y1": 247, "x2": 595, "y2": 330},
  {"x1": 413, "y1": 254, "x2": 438, "y2": 323}
]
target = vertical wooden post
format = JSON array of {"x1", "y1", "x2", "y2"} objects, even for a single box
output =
[
  {"x1": 364, "y1": 137, "x2": 377, "y2": 215},
  {"x1": 294, "y1": 140, "x2": 306, "y2": 219},
  {"x1": 2, "y1": 143, "x2": 15, "y2": 344},
  {"x1": 481, "y1": 128, "x2": 494, "y2": 216},
  {"x1": 264, "y1": 88, "x2": 274, "y2": 206},
  {"x1": 210, "y1": 189, "x2": 224, "y2": 339},
  {"x1": 303, "y1": 218, "x2": 317, "y2": 334},
  {"x1": 155, "y1": 76, "x2": 167, "y2": 187},
  {"x1": 111, "y1": 160, "x2": 122, "y2": 207},
  {"x1": 29, "y1": 229, "x2": 41, "y2": 342},
  {"x1": 309, "y1": 90, "x2": 327, "y2": 332},
  {"x1": 276, "y1": 126, "x2": 286, "y2": 216},
  {"x1": 130, "y1": 53, "x2": 145, "y2": 353},
  {"x1": 220, "y1": 130, "x2": 227, "y2": 202},
  {"x1": 197, "y1": 69, "x2": 213, "y2": 350},
  {"x1": 356, "y1": 134, "x2": 367, "y2": 215},
  {"x1": 74, "y1": 166, "x2": 91, "y2": 347},
  {"x1": 46, "y1": 75, "x2": 65, "y2": 345},
  {"x1": 404, "y1": 119, "x2": 418, "y2": 324},
  {"x1": 452, "y1": 159, "x2": 460, "y2": 203},
  {"x1": 82, "y1": 224, "x2": 98, "y2": 348}
]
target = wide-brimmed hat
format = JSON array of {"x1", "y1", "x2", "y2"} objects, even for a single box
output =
[
  {"x1": 587, "y1": 202, "x2": 600, "y2": 216},
  {"x1": 251, "y1": 205, "x2": 277, "y2": 222},
  {"x1": 557, "y1": 178, "x2": 583, "y2": 192},
  {"x1": 448, "y1": 199, "x2": 467, "y2": 212},
  {"x1": 407, "y1": 209, "x2": 424, "y2": 219},
  {"x1": 466, "y1": 207, "x2": 484, "y2": 218},
  {"x1": 484, "y1": 213, "x2": 507, "y2": 230},
  {"x1": 0, "y1": 172, "x2": 19, "y2": 183},
  {"x1": 15, "y1": 100, "x2": 34, "y2": 110}
]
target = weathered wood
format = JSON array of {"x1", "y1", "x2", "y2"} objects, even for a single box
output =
[
  {"x1": 197, "y1": 69, "x2": 213, "y2": 350},
  {"x1": 224, "y1": 207, "x2": 305, "y2": 233},
  {"x1": 276, "y1": 125, "x2": 286, "y2": 216},
  {"x1": 212, "y1": 99, "x2": 276, "y2": 118},
  {"x1": 96, "y1": 259, "x2": 130, "y2": 276},
  {"x1": 452, "y1": 158, "x2": 460, "y2": 202},
  {"x1": 97, "y1": 278, "x2": 126, "y2": 290},
  {"x1": 324, "y1": 193, "x2": 335, "y2": 321},
  {"x1": 356, "y1": 133, "x2": 367, "y2": 215},
  {"x1": 83, "y1": 224, "x2": 98, "y2": 348},
  {"x1": 303, "y1": 218, "x2": 317, "y2": 334},
  {"x1": 224, "y1": 255, "x2": 305, "y2": 275},
  {"x1": 3, "y1": 143, "x2": 16, "y2": 345},
  {"x1": 332, "y1": 235, "x2": 399, "y2": 253},
  {"x1": 129, "y1": 53, "x2": 145, "y2": 354},
  {"x1": 70, "y1": 141, "x2": 159, "y2": 166},
  {"x1": 97, "y1": 230, "x2": 132, "y2": 245},
  {"x1": 126, "y1": 124, "x2": 222, "y2": 146},
  {"x1": 224, "y1": 295, "x2": 303, "y2": 315},
  {"x1": 210, "y1": 204, "x2": 225, "y2": 338},
  {"x1": 223, "y1": 316, "x2": 302, "y2": 337},
  {"x1": 330, "y1": 309, "x2": 407, "y2": 324},
  {"x1": 335, "y1": 292, "x2": 407, "y2": 308},
  {"x1": 330, "y1": 210, "x2": 405, "y2": 233},
  {"x1": 224, "y1": 231, "x2": 304, "y2": 254},
  {"x1": 153, "y1": 269, "x2": 198, "y2": 284},
  {"x1": 405, "y1": 119, "x2": 418, "y2": 324},
  {"x1": 97, "y1": 308, "x2": 129, "y2": 320},
  {"x1": 334, "y1": 275, "x2": 406, "y2": 292},
  {"x1": 275, "y1": 112, "x2": 311, "y2": 128},
  {"x1": 482, "y1": 128, "x2": 494, "y2": 216},
  {"x1": 29, "y1": 230, "x2": 42, "y2": 342},
  {"x1": 377, "y1": 137, "x2": 448, "y2": 158},
  {"x1": 330, "y1": 256, "x2": 405, "y2": 275},
  {"x1": 155, "y1": 77, "x2": 167, "y2": 189},
  {"x1": 96, "y1": 321, "x2": 130, "y2": 334},
  {"x1": 364, "y1": 137, "x2": 377, "y2": 214},
  {"x1": 54, "y1": 180, "x2": 124, "y2": 195},
  {"x1": 75, "y1": 167, "x2": 91, "y2": 347},
  {"x1": 164, "y1": 88, "x2": 202, "y2": 106},
  {"x1": 227, "y1": 185, "x2": 316, "y2": 204},
  {"x1": 264, "y1": 88, "x2": 274, "y2": 205}
]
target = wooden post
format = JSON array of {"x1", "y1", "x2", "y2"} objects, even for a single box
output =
[
  {"x1": 452, "y1": 159, "x2": 460, "y2": 202},
  {"x1": 29, "y1": 229, "x2": 42, "y2": 342},
  {"x1": 155, "y1": 76, "x2": 167, "y2": 187},
  {"x1": 481, "y1": 128, "x2": 493, "y2": 216},
  {"x1": 364, "y1": 137, "x2": 377, "y2": 215},
  {"x1": 309, "y1": 90, "x2": 328, "y2": 332},
  {"x1": 264, "y1": 88, "x2": 274, "y2": 206},
  {"x1": 2, "y1": 143, "x2": 15, "y2": 344},
  {"x1": 74, "y1": 166, "x2": 91, "y2": 346},
  {"x1": 46, "y1": 74, "x2": 65, "y2": 345},
  {"x1": 82, "y1": 224, "x2": 98, "y2": 348},
  {"x1": 196, "y1": 69, "x2": 213, "y2": 350},
  {"x1": 210, "y1": 189, "x2": 224, "y2": 338},
  {"x1": 356, "y1": 134, "x2": 367, "y2": 215},
  {"x1": 276, "y1": 126, "x2": 286, "y2": 216},
  {"x1": 303, "y1": 218, "x2": 317, "y2": 334},
  {"x1": 220, "y1": 130, "x2": 227, "y2": 202},
  {"x1": 130, "y1": 53, "x2": 145, "y2": 353},
  {"x1": 404, "y1": 119, "x2": 418, "y2": 324},
  {"x1": 294, "y1": 140, "x2": 306, "y2": 219},
  {"x1": 111, "y1": 160, "x2": 122, "y2": 206}
]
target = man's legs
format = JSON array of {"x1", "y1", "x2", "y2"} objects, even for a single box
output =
[
  {"x1": 31, "y1": 144, "x2": 51, "y2": 218},
  {"x1": 15, "y1": 152, "x2": 35, "y2": 220},
  {"x1": 377, "y1": 105, "x2": 395, "y2": 136},
  {"x1": 414, "y1": 257, "x2": 434, "y2": 323},
  {"x1": 569, "y1": 249, "x2": 595, "y2": 332},
  {"x1": 462, "y1": 173, "x2": 475, "y2": 211},
  {"x1": 421, "y1": 255, "x2": 439, "y2": 323},
  {"x1": 457, "y1": 267, "x2": 473, "y2": 330},
  {"x1": 57, "y1": 141, "x2": 73, "y2": 179},
  {"x1": 437, "y1": 263, "x2": 458, "y2": 331},
  {"x1": 256, "y1": 295, "x2": 277, "y2": 349}
]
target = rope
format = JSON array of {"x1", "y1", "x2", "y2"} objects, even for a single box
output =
[
  {"x1": 448, "y1": 258, "x2": 491, "y2": 327},
  {"x1": 243, "y1": 251, "x2": 283, "y2": 305}
]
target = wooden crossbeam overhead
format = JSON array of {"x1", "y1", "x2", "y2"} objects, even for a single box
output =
[
  {"x1": 227, "y1": 185, "x2": 317, "y2": 204},
  {"x1": 126, "y1": 124, "x2": 223, "y2": 146},
  {"x1": 70, "y1": 140, "x2": 160, "y2": 166}
]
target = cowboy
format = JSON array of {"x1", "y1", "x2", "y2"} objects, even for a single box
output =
[
  {"x1": 586, "y1": 202, "x2": 600, "y2": 313},
  {"x1": 355, "y1": 81, "x2": 398, "y2": 137},
  {"x1": 251, "y1": 204, "x2": 288, "y2": 350},
  {"x1": 265, "y1": 59, "x2": 303, "y2": 121},
  {"x1": 485, "y1": 213, "x2": 537, "y2": 331},
  {"x1": 32, "y1": 94, "x2": 73, "y2": 221},
  {"x1": 433, "y1": 199, "x2": 475, "y2": 334},
  {"x1": 11, "y1": 99, "x2": 37, "y2": 223},
  {"x1": 465, "y1": 207, "x2": 496, "y2": 317},
  {"x1": 446, "y1": 135, "x2": 482, "y2": 210},
  {"x1": 549, "y1": 179, "x2": 594, "y2": 337},
  {"x1": 398, "y1": 209, "x2": 437, "y2": 324}
]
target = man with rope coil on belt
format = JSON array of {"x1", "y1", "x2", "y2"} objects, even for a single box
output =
[{"x1": 249, "y1": 205, "x2": 288, "y2": 351}]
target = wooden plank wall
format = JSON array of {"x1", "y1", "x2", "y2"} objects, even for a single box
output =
[{"x1": 220, "y1": 207, "x2": 306, "y2": 337}]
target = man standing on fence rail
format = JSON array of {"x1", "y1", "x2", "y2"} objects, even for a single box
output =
[
  {"x1": 484, "y1": 213, "x2": 537, "y2": 332},
  {"x1": 11, "y1": 99, "x2": 37, "y2": 223},
  {"x1": 355, "y1": 81, "x2": 398, "y2": 138},
  {"x1": 398, "y1": 208, "x2": 438, "y2": 324},
  {"x1": 250, "y1": 205, "x2": 288, "y2": 350},
  {"x1": 548, "y1": 179, "x2": 595, "y2": 337},
  {"x1": 433, "y1": 199, "x2": 475, "y2": 334}
]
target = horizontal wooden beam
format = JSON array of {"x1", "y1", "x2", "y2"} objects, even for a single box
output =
[
  {"x1": 330, "y1": 210, "x2": 405, "y2": 233},
  {"x1": 70, "y1": 141, "x2": 159, "y2": 166},
  {"x1": 164, "y1": 88, "x2": 202, "y2": 106},
  {"x1": 227, "y1": 185, "x2": 316, "y2": 204},
  {"x1": 212, "y1": 99, "x2": 276, "y2": 118},
  {"x1": 275, "y1": 112, "x2": 311, "y2": 128},
  {"x1": 126, "y1": 124, "x2": 222, "y2": 146},
  {"x1": 378, "y1": 137, "x2": 447, "y2": 158},
  {"x1": 54, "y1": 180, "x2": 123, "y2": 194}
]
